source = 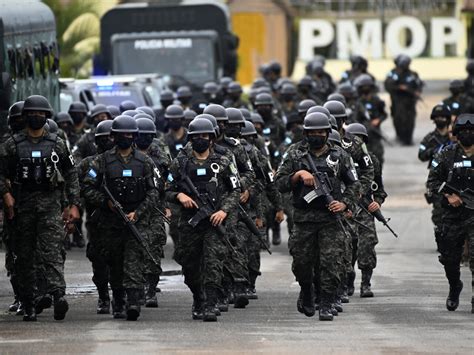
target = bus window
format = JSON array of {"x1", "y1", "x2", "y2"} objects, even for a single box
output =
[
  {"x1": 24, "y1": 48, "x2": 34, "y2": 78},
  {"x1": 7, "y1": 49, "x2": 17, "y2": 80},
  {"x1": 16, "y1": 48, "x2": 24, "y2": 78},
  {"x1": 34, "y1": 45, "x2": 46, "y2": 79}
]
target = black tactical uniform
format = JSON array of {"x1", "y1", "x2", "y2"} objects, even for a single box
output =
[{"x1": 427, "y1": 114, "x2": 474, "y2": 312}]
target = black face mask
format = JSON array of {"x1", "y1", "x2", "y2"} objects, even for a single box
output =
[
  {"x1": 299, "y1": 87, "x2": 310, "y2": 95},
  {"x1": 59, "y1": 123, "x2": 72, "y2": 134},
  {"x1": 96, "y1": 136, "x2": 115, "y2": 153},
  {"x1": 305, "y1": 135, "x2": 327, "y2": 150},
  {"x1": 246, "y1": 136, "x2": 257, "y2": 145},
  {"x1": 70, "y1": 113, "x2": 85, "y2": 125},
  {"x1": 179, "y1": 97, "x2": 191, "y2": 106},
  {"x1": 115, "y1": 134, "x2": 135, "y2": 150},
  {"x1": 225, "y1": 124, "x2": 241, "y2": 138},
  {"x1": 434, "y1": 119, "x2": 449, "y2": 129},
  {"x1": 257, "y1": 107, "x2": 272, "y2": 120},
  {"x1": 282, "y1": 94, "x2": 294, "y2": 103},
  {"x1": 9, "y1": 118, "x2": 26, "y2": 133},
  {"x1": 192, "y1": 137, "x2": 210, "y2": 153},
  {"x1": 450, "y1": 88, "x2": 462, "y2": 96},
  {"x1": 27, "y1": 114, "x2": 47, "y2": 130},
  {"x1": 457, "y1": 130, "x2": 474, "y2": 147},
  {"x1": 168, "y1": 120, "x2": 182, "y2": 131},
  {"x1": 360, "y1": 87, "x2": 372, "y2": 95},
  {"x1": 136, "y1": 134, "x2": 154, "y2": 150}
]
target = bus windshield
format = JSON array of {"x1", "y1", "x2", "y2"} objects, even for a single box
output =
[{"x1": 113, "y1": 37, "x2": 215, "y2": 85}]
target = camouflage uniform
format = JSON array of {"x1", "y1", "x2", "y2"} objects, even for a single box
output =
[
  {"x1": 276, "y1": 141, "x2": 360, "y2": 307},
  {"x1": 81, "y1": 147, "x2": 159, "y2": 310},
  {"x1": 0, "y1": 131, "x2": 80, "y2": 305},
  {"x1": 357, "y1": 95, "x2": 388, "y2": 167},
  {"x1": 164, "y1": 129, "x2": 188, "y2": 246},
  {"x1": 353, "y1": 154, "x2": 387, "y2": 272},
  {"x1": 72, "y1": 130, "x2": 96, "y2": 163},
  {"x1": 166, "y1": 147, "x2": 240, "y2": 311}
]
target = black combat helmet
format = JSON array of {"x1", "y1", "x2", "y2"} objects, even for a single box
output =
[
  {"x1": 249, "y1": 112, "x2": 264, "y2": 125},
  {"x1": 326, "y1": 93, "x2": 347, "y2": 106},
  {"x1": 68, "y1": 101, "x2": 87, "y2": 114},
  {"x1": 23, "y1": 95, "x2": 53, "y2": 118},
  {"x1": 241, "y1": 120, "x2": 257, "y2": 137},
  {"x1": 252, "y1": 77, "x2": 269, "y2": 89},
  {"x1": 466, "y1": 60, "x2": 474, "y2": 75},
  {"x1": 254, "y1": 93, "x2": 273, "y2": 106},
  {"x1": 90, "y1": 104, "x2": 112, "y2": 120},
  {"x1": 111, "y1": 115, "x2": 138, "y2": 133},
  {"x1": 449, "y1": 79, "x2": 464, "y2": 92},
  {"x1": 354, "y1": 74, "x2": 375, "y2": 89},
  {"x1": 307, "y1": 105, "x2": 330, "y2": 118},
  {"x1": 122, "y1": 109, "x2": 139, "y2": 117},
  {"x1": 396, "y1": 54, "x2": 411, "y2": 69},
  {"x1": 119, "y1": 100, "x2": 137, "y2": 113},
  {"x1": 95, "y1": 120, "x2": 113, "y2": 137},
  {"x1": 324, "y1": 100, "x2": 347, "y2": 119},
  {"x1": 303, "y1": 112, "x2": 331, "y2": 131},
  {"x1": 107, "y1": 105, "x2": 121, "y2": 118},
  {"x1": 55, "y1": 112, "x2": 74, "y2": 125},
  {"x1": 203, "y1": 104, "x2": 227, "y2": 122},
  {"x1": 177, "y1": 86, "x2": 192, "y2": 102},
  {"x1": 8, "y1": 101, "x2": 25, "y2": 132},
  {"x1": 160, "y1": 90, "x2": 174, "y2": 106},
  {"x1": 328, "y1": 129, "x2": 342, "y2": 146},
  {"x1": 227, "y1": 81, "x2": 243, "y2": 94},
  {"x1": 184, "y1": 109, "x2": 197, "y2": 122},
  {"x1": 46, "y1": 119, "x2": 58, "y2": 134},
  {"x1": 430, "y1": 104, "x2": 451, "y2": 120},
  {"x1": 203, "y1": 82, "x2": 219, "y2": 95},
  {"x1": 453, "y1": 113, "x2": 474, "y2": 135},
  {"x1": 329, "y1": 115, "x2": 338, "y2": 130},
  {"x1": 164, "y1": 105, "x2": 184, "y2": 120},
  {"x1": 226, "y1": 108, "x2": 245, "y2": 125},
  {"x1": 187, "y1": 118, "x2": 216, "y2": 137},
  {"x1": 298, "y1": 99, "x2": 317, "y2": 114},
  {"x1": 240, "y1": 108, "x2": 251, "y2": 121},
  {"x1": 134, "y1": 112, "x2": 155, "y2": 124},
  {"x1": 136, "y1": 117, "x2": 157, "y2": 134},
  {"x1": 136, "y1": 106, "x2": 156, "y2": 119},
  {"x1": 346, "y1": 123, "x2": 368, "y2": 143},
  {"x1": 195, "y1": 113, "x2": 219, "y2": 135}
]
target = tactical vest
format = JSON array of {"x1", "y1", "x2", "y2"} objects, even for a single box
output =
[
  {"x1": 293, "y1": 148, "x2": 343, "y2": 210},
  {"x1": 14, "y1": 133, "x2": 58, "y2": 191},
  {"x1": 105, "y1": 150, "x2": 147, "y2": 213},
  {"x1": 447, "y1": 147, "x2": 474, "y2": 192},
  {"x1": 180, "y1": 154, "x2": 224, "y2": 206}
]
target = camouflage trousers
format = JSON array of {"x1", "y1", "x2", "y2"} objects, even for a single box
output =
[
  {"x1": 173, "y1": 219, "x2": 227, "y2": 292},
  {"x1": 85, "y1": 214, "x2": 109, "y2": 292},
  {"x1": 12, "y1": 196, "x2": 66, "y2": 303},
  {"x1": 94, "y1": 210, "x2": 147, "y2": 290},
  {"x1": 143, "y1": 212, "x2": 165, "y2": 278},
  {"x1": 354, "y1": 210, "x2": 378, "y2": 271},
  {"x1": 168, "y1": 202, "x2": 181, "y2": 247},
  {"x1": 290, "y1": 220, "x2": 345, "y2": 295},
  {"x1": 222, "y1": 219, "x2": 250, "y2": 291}
]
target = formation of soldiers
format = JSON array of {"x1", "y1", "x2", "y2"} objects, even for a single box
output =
[{"x1": 0, "y1": 53, "x2": 472, "y2": 323}]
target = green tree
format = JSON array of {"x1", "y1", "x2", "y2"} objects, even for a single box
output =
[{"x1": 43, "y1": 0, "x2": 115, "y2": 77}]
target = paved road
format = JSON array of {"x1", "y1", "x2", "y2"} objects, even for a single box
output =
[{"x1": 0, "y1": 89, "x2": 473, "y2": 354}]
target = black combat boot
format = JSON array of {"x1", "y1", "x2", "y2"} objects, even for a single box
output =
[
  {"x1": 297, "y1": 283, "x2": 315, "y2": 317},
  {"x1": 126, "y1": 288, "x2": 141, "y2": 321},
  {"x1": 318, "y1": 293, "x2": 334, "y2": 321},
  {"x1": 233, "y1": 282, "x2": 249, "y2": 309},
  {"x1": 145, "y1": 275, "x2": 159, "y2": 308},
  {"x1": 360, "y1": 269, "x2": 374, "y2": 298},
  {"x1": 341, "y1": 286, "x2": 350, "y2": 303},
  {"x1": 16, "y1": 302, "x2": 24, "y2": 316},
  {"x1": 112, "y1": 288, "x2": 126, "y2": 319},
  {"x1": 272, "y1": 223, "x2": 281, "y2": 246},
  {"x1": 9, "y1": 297, "x2": 20, "y2": 313},
  {"x1": 189, "y1": 285, "x2": 204, "y2": 320},
  {"x1": 22, "y1": 301, "x2": 37, "y2": 322},
  {"x1": 35, "y1": 293, "x2": 53, "y2": 315},
  {"x1": 97, "y1": 286, "x2": 110, "y2": 314},
  {"x1": 247, "y1": 273, "x2": 259, "y2": 300},
  {"x1": 334, "y1": 295, "x2": 343, "y2": 313},
  {"x1": 446, "y1": 280, "x2": 463, "y2": 311},
  {"x1": 203, "y1": 287, "x2": 218, "y2": 322},
  {"x1": 216, "y1": 290, "x2": 229, "y2": 313},
  {"x1": 347, "y1": 271, "x2": 356, "y2": 296},
  {"x1": 53, "y1": 291, "x2": 69, "y2": 321}
]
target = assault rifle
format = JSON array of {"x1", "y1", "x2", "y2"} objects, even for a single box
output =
[
  {"x1": 103, "y1": 184, "x2": 160, "y2": 266},
  {"x1": 359, "y1": 198, "x2": 399, "y2": 238}
]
